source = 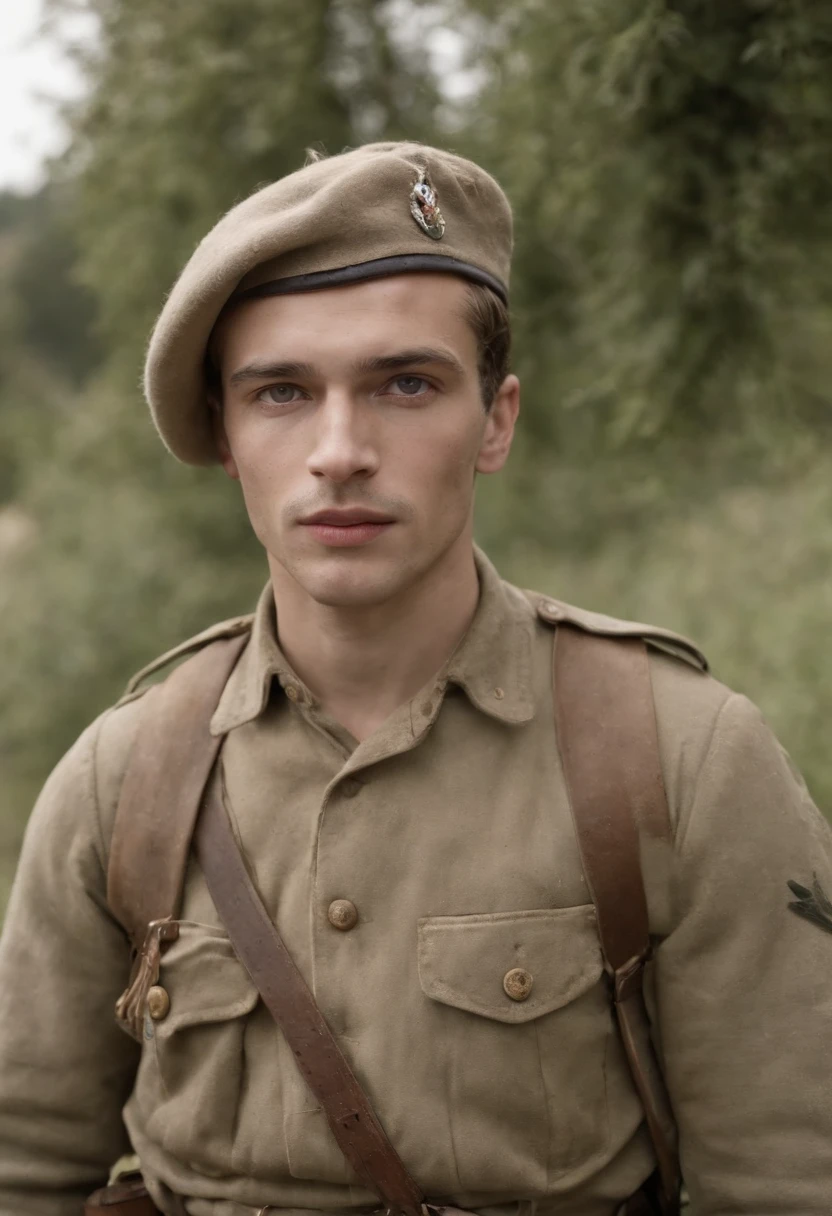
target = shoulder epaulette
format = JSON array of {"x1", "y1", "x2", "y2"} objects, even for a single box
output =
[
  {"x1": 527, "y1": 591, "x2": 708, "y2": 673},
  {"x1": 120, "y1": 614, "x2": 254, "y2": 700}
]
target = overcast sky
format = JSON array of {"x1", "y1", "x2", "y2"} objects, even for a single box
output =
[{"x1": 0, "y1": 0, "x2": 86, "y2": 192}]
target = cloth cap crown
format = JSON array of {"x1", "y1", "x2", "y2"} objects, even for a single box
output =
[{"x1": 143, "y1": 141, "x2": 513, "y2": 465}]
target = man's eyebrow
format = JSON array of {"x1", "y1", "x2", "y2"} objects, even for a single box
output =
[
  {"x1": 228, "y1": 360, "x2": 316, "y2": 386},
  {"x1": 355, "y1": 348, "x2": 465, "y2": 376},
  {"x1": 226, "y1": 347, "x2": 465, "y2": 387}
]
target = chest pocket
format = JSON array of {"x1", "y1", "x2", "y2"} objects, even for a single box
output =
[
  {"x1": 132, "y1": 922, "x2": 260, "y2": 1173},
  {"x1": 416, "y1": 906, "x2": 614, "y2": 1192}
]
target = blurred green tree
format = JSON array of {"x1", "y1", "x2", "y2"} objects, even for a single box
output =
[
  {"x1": 52, "y1": 0, "x2": 438, "y2": 355},
  {"x1": 456, "y1": 0, "x2": 832, "y2": 443},
  {"x1": 0, "y1": 0, "x2": 441, "y2": 814},
  {"x1": 0, "y1": 185, "x2": 100, "y2": 502}
]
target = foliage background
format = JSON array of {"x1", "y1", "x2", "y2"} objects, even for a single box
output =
[{"x1": 2, "y1": 0, "x2": 832, "y2": 904}]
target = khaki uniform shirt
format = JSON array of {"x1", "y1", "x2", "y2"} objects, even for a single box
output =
[{"x1": 1, "y1": 550, "x2": 831, "y2": 1216}]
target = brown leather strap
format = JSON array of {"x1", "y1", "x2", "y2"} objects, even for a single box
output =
[
  {"x1": 108, "y1": 628, "x2": 423, "y2": 1212},
  {"x1": 616, "y1": 1177, "x2": 661, "y2": 1216},
  {"x1": 194, "y1": 782, "x2": 426, "y2": 1216},
  {"x1": 554, "y1": 625, "x2": 681, "y2": 1216},
  {"x1": 108, "y1": 633, "x2": 249, "y2": 948},
  {"x1": 85, "y1": 1177, "x2": 161, "y2": 1214}
]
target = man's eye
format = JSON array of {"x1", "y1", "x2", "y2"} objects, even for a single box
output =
[
  {"x1": 388, "y1": 376, "x2": 431, "y2": 397},
  {"x1": 258, "y1": 384, "x2": 304, "y2": 405}
]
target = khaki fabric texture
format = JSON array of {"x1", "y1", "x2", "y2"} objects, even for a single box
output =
[
  {"x1": 1, "y1": 549, "x2": 832, "y2": 1216},
  {"x1": 143, "y1": 142, "x2": 513, "y2": 466}
]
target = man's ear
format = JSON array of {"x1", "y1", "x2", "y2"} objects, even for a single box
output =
[
  {"x1": 210, "y1": 397, "x2": 240, "y2": 480},
  {"x1": 476, "y1": 374, "x2": 520, "y2": 475}
]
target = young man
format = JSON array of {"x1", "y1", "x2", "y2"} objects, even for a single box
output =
[{"x1": 0, "y1": 142, "x2": 830, "y2": 1216}]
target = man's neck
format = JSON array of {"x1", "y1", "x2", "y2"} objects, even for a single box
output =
[{"x1": 268, "y1": 538, "x2": 480, "y2": 743}]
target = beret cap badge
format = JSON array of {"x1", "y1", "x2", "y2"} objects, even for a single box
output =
[{"x1": 410, "y1": 168, "x2": 445, "y2": 240}]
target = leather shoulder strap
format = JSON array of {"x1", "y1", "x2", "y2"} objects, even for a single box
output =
[
  {"x1": 195, "y1": 784, "x2": 426, "y2": 1216},
  {"x1": 553, "y1": 623, "x2": 681, "y2": 1216},
  {"x1": 108, "y1": 632, "x2": 249, "y2": 949},
  {"x1": 109, "y1": 629, "x2": 425, "y2": 1216},
  {"x1": 121, "y1": 615, "x2": 253, "y2": 699},
  {"x1": 532, "y1": 592, "x2": 708, "y2": 674}
]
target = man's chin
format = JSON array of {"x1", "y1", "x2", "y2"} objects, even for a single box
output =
[{"x1": 283, "y1": 551, "x2": 414, "y2": 610}]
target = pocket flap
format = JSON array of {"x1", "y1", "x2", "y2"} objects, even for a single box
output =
[
  {"x1": 417, "y1": 906, "x2": 604, "y2": 1024},
  {"x1": 156, "y1": 921, "x2": 260, "y2": 1033}
]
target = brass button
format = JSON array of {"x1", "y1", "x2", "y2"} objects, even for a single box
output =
[
  {"x1": 328, "y1": 899, "x2": 359, "y2": 931},
  {"x1": 147, "y1": 985, "x2": 171, "y2": 1020},
  {"x1": 503, "y1": 967, "x2": 533, "y2": 1002}
]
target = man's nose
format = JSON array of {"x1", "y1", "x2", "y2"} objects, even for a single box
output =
[{"x1": 306, "y1": 396, "x2": 380, "y2": 484}]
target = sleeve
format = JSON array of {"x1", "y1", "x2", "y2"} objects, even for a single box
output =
[
  {"x1": 655, "y1": 692, "x2": 832, "y2": 1214},
  {"x1": 0, "y1": 715, "x2": 140, "y2": 1216}
]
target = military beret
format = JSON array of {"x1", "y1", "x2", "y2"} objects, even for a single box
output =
[{"x1": 144, "y1": 141, "x2": 514, "y2": 465}]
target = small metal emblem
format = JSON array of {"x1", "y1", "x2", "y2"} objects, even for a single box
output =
[
  {"x1": 410, "y1": 169, "x2": 445, "y2": 240},
  {"x1": 787, "y1": 874, "x2": 832, "y2": 936}
]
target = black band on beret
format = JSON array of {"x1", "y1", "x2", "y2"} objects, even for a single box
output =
[{"x1": 232, "y1": 254, "x2": 509, "y2": 307}]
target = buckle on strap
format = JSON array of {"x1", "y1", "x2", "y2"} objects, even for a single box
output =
[
  {"x1": 114, "y1": 917, "x2": 180, "y2": 1040},
  {"x1": 613, "y1": 946, "x2": 652, "y2": 1003}
]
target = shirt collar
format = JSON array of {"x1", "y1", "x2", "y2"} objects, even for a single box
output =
[
  {"x1": 444, "y1": 546, "x2": 535, "y2": 724},
  {"x1": 210, "y1": 582, "x2": 296, "y2": 736},
  {"x1": 210, "y1": 545, "x2": 536, "y2": 736}
]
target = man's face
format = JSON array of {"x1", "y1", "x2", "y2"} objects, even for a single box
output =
[{"x1": 213, "y1": 272, "x2": 519, "y2": 608}]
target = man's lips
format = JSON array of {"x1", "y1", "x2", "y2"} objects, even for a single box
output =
[
  {"x1": 298, "y1": 509, "x2": 395, "y2": 548},
  {"x1": 299, "y1": 508, "x2": 395, "y2": 526}
]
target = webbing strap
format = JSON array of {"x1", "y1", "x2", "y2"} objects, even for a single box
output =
[
  {"x1": 554, "y1": 625, "x2": 681, "y2": 1216},
  {"x1": 108, "y1": 633, "x2": 249, "y2": 949},
  {"x1": 194, "y1": 783, "x2": 426, "y2": 1216},
  {"x1": 108, "y1": 632, "x2": 425, "y2": 1214}
]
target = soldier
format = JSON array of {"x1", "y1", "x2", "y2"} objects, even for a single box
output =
[{"x1": 0, "y1": 142, "x2": 830, "y2": 1216}]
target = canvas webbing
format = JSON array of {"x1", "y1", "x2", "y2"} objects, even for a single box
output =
[
  {"x1": 108, "y1": 633, "x2": 249, "y2": 949},
  {"x1": 553, "y1": 624, "x2": 681, "y2": 1216},
  {"x1": 107, "y1": 634, "x2": 426, "y2": 1216}
]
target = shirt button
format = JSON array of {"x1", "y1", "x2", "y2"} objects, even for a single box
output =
[
  {"x1": 539, "y1": 599, "x2": 562, "y2": 621},
  {"x1": 328, "y1": 899, "x2": 359, "y2": 931},
  {"x1": 341, "y1": 777, "x2": 362, "y2": 799},
  {"x1": 284, "y1": 683, "x2": 301, "y2": 703},
  {"x1": 147, "y1": 985, "x2": 171, "y2": 1020},
  {"x1": 503, "y1": 967, "x2": 533, "y2": 1002}
]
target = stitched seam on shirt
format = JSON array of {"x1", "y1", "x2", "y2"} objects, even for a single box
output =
[
  {"x1": 220, "y1": 760, "x2": 247, "y2": 852},
  {"x1": 443, "y1": 1042, "x2": 464, "y2": 1191},
  {"x1": 533, "y1": 1018, "x2": 552, "y2": 1191},
  {"x1": 152, "y1": 1027, "x2": 173, "y2": 1102},
  {"x1": 89, "y1": 711, "x2": 111, "y2": 887},
  {"x1": 302, "y1": 707, "x2": 356, "y2": 762},
  {"x1": 674, "y1": 689, "x2": 737, "y2": 857}
]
